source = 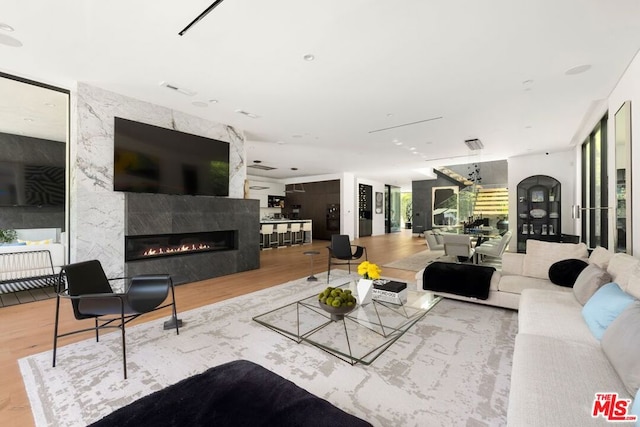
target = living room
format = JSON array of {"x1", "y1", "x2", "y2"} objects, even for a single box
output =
[{"x1": 2, "y1": 2, "x2": 640, "y2": 426}]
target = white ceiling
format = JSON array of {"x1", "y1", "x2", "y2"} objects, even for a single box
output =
[{"x1": 2, "y1": 0, "x2": 640, "y2": 190}]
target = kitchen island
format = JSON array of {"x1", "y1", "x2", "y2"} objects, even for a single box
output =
[{"x1": 259, "y1": 219, "x2": 312, "y2": 249}]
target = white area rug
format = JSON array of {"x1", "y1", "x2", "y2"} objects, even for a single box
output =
[
  {"x1": 20, "y1": 270, "x2": 517, "y2": 427},
  {"x1": 383, "y1": 249, "x2": 451, "y2": 272}
]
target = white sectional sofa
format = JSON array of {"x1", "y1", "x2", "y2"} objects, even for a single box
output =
[
  {"x1": 508, "y1": 249, "x2": 640, "y2": 426},
  {"x1": 416, "y1": 240, "x2": 590, "y2": 310}
]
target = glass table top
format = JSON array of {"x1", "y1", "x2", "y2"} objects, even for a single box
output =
[{"x1": 253, "y1": 279, "x2": 441, "y2": 365}]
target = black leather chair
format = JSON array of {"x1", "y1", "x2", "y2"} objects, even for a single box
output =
[
  {"x1": 53, "y1": 260, "x2": 179, "y2": 379},
  {"x1": 327, "y1": 234, "x2": 367, "y2": 282}
]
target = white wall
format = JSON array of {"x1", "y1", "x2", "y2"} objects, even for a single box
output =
[
  {"x1": 507, "y1": 150, "x2": 577, "y2": 251},
  {"x1": 246, "y1": 177, "x2": 285, "y2": 218}
]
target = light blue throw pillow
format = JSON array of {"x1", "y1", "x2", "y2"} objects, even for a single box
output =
[
  {"x1": 582, "y1": 282, "x2": 636, "y2": 340},
  {"x1": 631, "y1": 388, "x2": 639, "y2": 426}
]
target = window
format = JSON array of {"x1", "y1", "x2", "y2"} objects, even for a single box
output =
[{"x1": 581, "y1": 115, "x2": 608, "y2": 248}]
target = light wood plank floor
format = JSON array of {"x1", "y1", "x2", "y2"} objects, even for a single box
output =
[{"x1": 0, "y1": 231, "x2": 428, "y2": 427}]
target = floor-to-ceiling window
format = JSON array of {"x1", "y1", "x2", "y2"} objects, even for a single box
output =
[
  {"x1": 581, "y1": 115, "x2": 608, "y2": 248},
  {"x1": 385, "y1": 185, "x2": 401, "y2": 233}
]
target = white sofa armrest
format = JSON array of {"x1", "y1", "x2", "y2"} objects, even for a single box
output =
[{"x1": 501, "y1": 252, "x2": 525, "y2": 276}]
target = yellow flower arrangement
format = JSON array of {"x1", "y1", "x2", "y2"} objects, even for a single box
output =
[{"x1": 357, "y1": 261, "x2": 381, "y2": 280}]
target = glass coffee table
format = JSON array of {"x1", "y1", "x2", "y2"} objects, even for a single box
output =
[{"x1": 253, "y1": 280, "x2": 441, "y2": 365}]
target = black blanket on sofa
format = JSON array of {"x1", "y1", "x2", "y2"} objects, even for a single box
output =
[
  {"x1": 422, "y1": 261, "x2": 496, "y2": 300},
  {"x1": 88, "y1": 359, "x2": 371, "y2": 427}
]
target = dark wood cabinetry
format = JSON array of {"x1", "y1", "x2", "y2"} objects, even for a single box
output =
[
  {"x1": 516, "y1": 175, "x2": 561, "y2": 253},
  {"x1": 284, "y1": 180, "x2": 340, "y2": 240},
  {"x1": 359, "y1": 184, "x2": 372, "y2": 237}
]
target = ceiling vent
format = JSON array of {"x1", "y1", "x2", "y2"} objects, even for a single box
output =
[
  {"x1": 249, "y1": 185, "x2": 270, "y2": 190},
  {"x1": 248, "y1": 164, "x2": 276, "y2": 171},
  {"x1": 464, "y1": 138, "x2": 484, "y2": 150},
  {"x1": 160, "y1": 81, "x2": 196, "y2": 96}
]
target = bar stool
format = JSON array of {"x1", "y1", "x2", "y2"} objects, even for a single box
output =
[
  {"x1": 276, "y1": 223, "x2": 291, "y2": 247},
  {"x1": 289, "y1": 223, "x2": 303, "y2": 245},
  {"x1": 260, "y1": 224, "x2": 275, "y2": 249},
  {"x1": 302, "y1": 222, "x2": 312, "y2": 244}
]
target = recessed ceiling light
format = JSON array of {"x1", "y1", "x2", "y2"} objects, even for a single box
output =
[
  {"x1": 409, "y1": 147, "x2": 417, "y2": 151},
  {"x1": 192, "y1": 101, "x2": 207, "y2": 107},
  {"x1": 44, "y1": 102, "x2": 56, "y2": 108},
  {"x1": 292, "y1": 134, "x2": 303, "y2": 138},
  {"x1": 23, "y1": 118, "x2": 34, "y2": 122},
  {"x1": 276, "y1": 141, "x2": 285, "y2": 145},
  {"x1": 0, "y1": 23, "x2": 14, "y2": 32},
  {"x1": 387, "y1": 113, "x2": 393, "y2": 117},
  {"x1": 303, "y1": 54, "x2": 315, "y2": 61},
  {"x1": 208, "y1": 99, "x2": 218, "y2": 104},
  {"x1": 565, "y1": 64, "x2": 591, "y2": 75}
]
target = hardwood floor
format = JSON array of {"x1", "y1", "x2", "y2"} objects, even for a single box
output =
[{"x1": 0, "y1": 230, "x2": 428, "y2": 427}]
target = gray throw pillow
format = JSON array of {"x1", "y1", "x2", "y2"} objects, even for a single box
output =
[
  {"x1": 601, "y1": 302, "x2": 640, "y2": 396},
  {"x1": 573, "y1": 264, "x2": 612, "y2": 305}
]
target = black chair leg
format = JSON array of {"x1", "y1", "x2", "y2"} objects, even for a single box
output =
[
  {"x1": 121, "y1": 312, "x2": 127, "y2": 380},
  {"x1": 52, "y1": 296, "x2": 61, "y2": 367}
]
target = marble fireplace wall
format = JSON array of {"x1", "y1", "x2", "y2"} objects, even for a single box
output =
[{"x1": 72, "y1": 83, "x2": 247, "y2": 278}]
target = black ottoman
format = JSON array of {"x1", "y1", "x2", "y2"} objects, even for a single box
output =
[
  {"x1": 422, "y1": 261, "x2": 496, "y2": 300},
  {"x1": 88, "y1": 359, "x2": 371, "y2": 427}
]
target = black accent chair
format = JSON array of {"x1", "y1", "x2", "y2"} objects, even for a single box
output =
[
  {"x1": 53, "y1": 260, "x2": 179, "y2": 379},
  {"x1": 327, "y1": 234, "x2": 367, "y2": 282}
]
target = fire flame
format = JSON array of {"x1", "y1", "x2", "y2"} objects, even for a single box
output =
[{"x1": 142, "y1": 243, "x2": 211, "y2": 257}]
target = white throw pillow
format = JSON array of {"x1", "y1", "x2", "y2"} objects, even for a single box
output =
[
  {"x1": 625, "y1": 263, "x2": 640, "y2": 300},
  {"x1": 607, "y1": 253, "x2": 639, "y2": 290},
  {"x1": 589, "y1": 246, "x2": 613, "y2": 270},
  {"x1": 522, "y1": 240, "x2": 589, "y2": 280},
  {"x1": 573, "y1": 264, "x2": 612, "y2": 305}
]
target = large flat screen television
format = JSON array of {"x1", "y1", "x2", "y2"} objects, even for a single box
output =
[{"x1": 113, "y1": 117, "x2": 230, "y2": 197}]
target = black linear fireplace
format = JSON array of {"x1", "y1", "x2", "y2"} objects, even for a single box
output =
[{"x1": 125, "y1": 230, "x2": 238, "y2": 262}]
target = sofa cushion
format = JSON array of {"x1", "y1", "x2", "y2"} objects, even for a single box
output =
[
  {"x1": 624, "y1": 263, "x2": 640, "y2": 300},
  {"x1": 507, "y1": 333, "x2": 631, "y2": 427},
  {"x1": 607, "y1": 253, "x2": 639, "y2": 290},
  {"x1": 589, "y1": 246, "x2": 614, "y2": 270},
  {"x1": 582, "y1": 283, "x2": 636, "y2": 340},
  {"x1": 498, "y1": 274, "x2": 571, "y2": 295},
  {"x1": 548, "y1": 258, "x2": 588, "y2": 287},
  {"x1": 521, "y1": 240, "x2": 589, "y2": 280},
  {"x1": 601, "y1": 302, "x2": 640, "y2": 396},
  {"x1": 518, "y1": 289, "x2": 598, "y2": 346},
  {"x1": 572, "y1": 264, "x2": 613, "y2": 305}
]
